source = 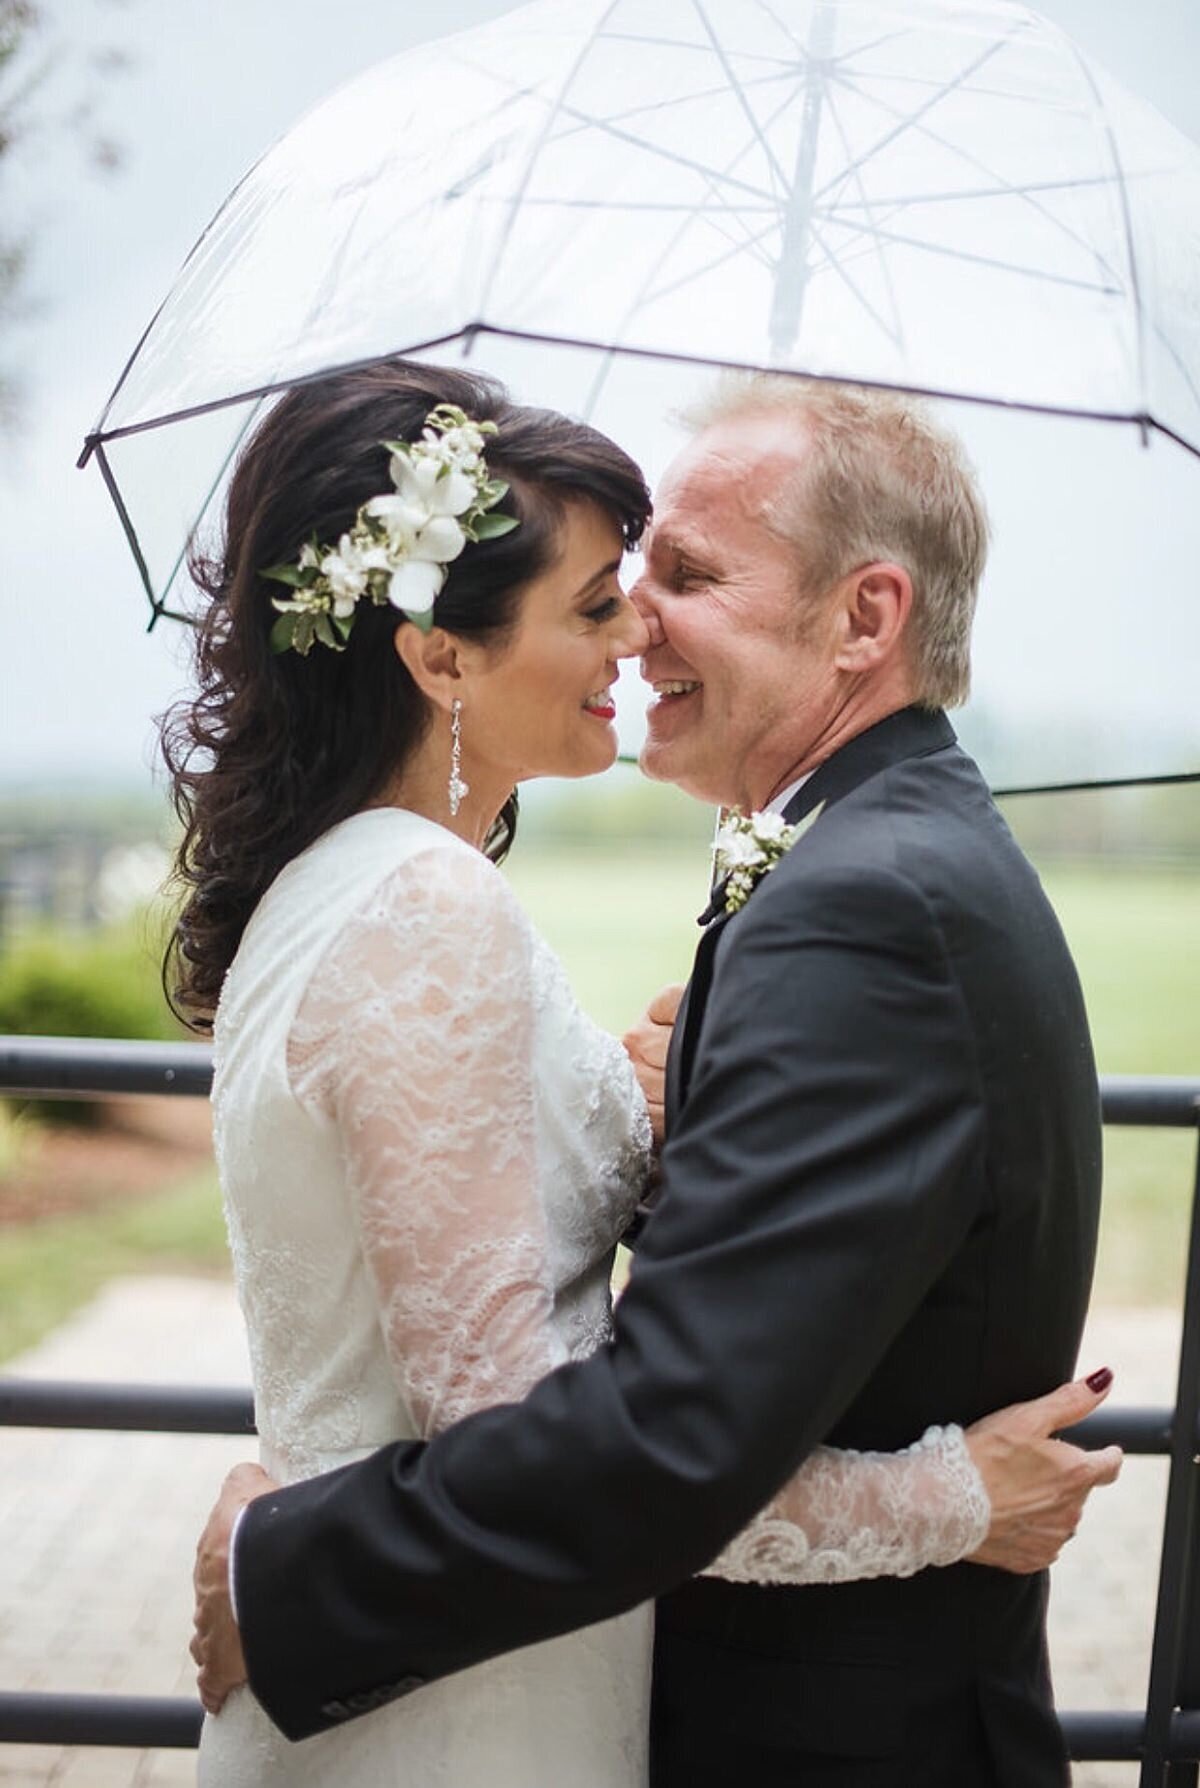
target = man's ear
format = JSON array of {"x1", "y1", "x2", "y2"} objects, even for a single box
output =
[
  {"x1": 833, "y1": 562, "x2": 913, "y2": 674},
  {"x1": 392, "y1": 621, "x2": 465, "y2": 712}
]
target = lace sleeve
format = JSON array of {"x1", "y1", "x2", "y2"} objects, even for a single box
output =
[
  {"x1": 703, "y1": 1424, "x2": 990, "y2": 1585},
  {"x1": 287, "y1": 844, "x2": 569, "y2": 1436}
]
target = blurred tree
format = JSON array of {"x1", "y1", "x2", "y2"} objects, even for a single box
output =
[{"x1": 0, "y1": 0, "x2": 134, "y2": 428}]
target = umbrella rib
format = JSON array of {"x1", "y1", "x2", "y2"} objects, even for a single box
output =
[
  {"x1": 601, "y1": 29, "x2": 799, "y2": 69},
  {"x1": 812, "y1": 24, "x2": 1029, "y2": 205},
  {"x1": 496, "y1": 197, "x2": 780, "y2": 213},
  {"x1": 751, "y1": 0, "x2": 812, "y2": 61},
  {"x1": 827, "y1": 66, "x2": 1196, "y2": 416},
  {"x1": 1058, "y1": 36, "x2": 1148, "y2": 427},
  {"x1": 636, "y1": 216, "x2": 781, "y2": 310},
  {"x1": 818, "y1": 80, "x2": 906, "y2": 351},
  {"x1": 94, "y1": 443, "x2": 158, "y2": 615},
  {"x1": 576, "y1": 79, "x2": 805, "y2": 417},
  {"x1": 472, "y1": 2, "x2": 627, "y2": 326},
  {"x1": 541, "y1": 66, "x2": 795, "y2": 147},
  {"x1": 829, "y1": 214, "x2": 1122, "y2": 294},
  {"x1": 806, "y1": 214, "x2": 903, "y2": 347},
  {"x1": 580, "y1": 72, "x2": 808, "y2": 395},
  {"x1": 829, "y1": 173, "x2": 1126, "y2": 209},
  {"x1": 829, "y1": 68, "x2": 1131, "y2": 292},
  {"x1": 547, "y1": 95, "x2": 780, "y2": 204},
  {"x1": 692, "y1": 0, "x2": 792, "y2": 193}
]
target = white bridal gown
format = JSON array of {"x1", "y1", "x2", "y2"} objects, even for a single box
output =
[{"x1": 198, "y1": 808, "x2": 989, "y2": 1788}]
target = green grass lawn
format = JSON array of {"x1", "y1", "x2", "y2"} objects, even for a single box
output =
[
  {"x1": 0, "y1": 850, "x2": 1194, "y2": 1366},
  {"x1": 0, "y1": 1162, "x2": 227, "y2": 1364},
  {"x1": 508, "y1": 847, "x2": 1199, "y2": 1307}
]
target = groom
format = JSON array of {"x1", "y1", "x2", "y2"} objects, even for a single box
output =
[{"x1": 195, "y1": 378, "x2": 1112, "y2": 1784}]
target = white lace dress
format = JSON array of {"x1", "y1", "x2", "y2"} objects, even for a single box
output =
[{"x1": 198, "y1": 807, "x2": 989, "y2": 1788}]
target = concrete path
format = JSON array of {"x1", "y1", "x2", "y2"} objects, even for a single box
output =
[{"x1": 0, "y1": 1279, "x2": 1183, "y2": 1786}]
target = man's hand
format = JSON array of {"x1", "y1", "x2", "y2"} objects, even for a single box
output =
[
  {"x1": 191, "y1": 1462, "x2": 276, "y2": 1715},
  {"x1": 965, "y1": 1370, "x2": 1123, "y2": 1573},
  {"x1": 622, "y1": 983, "x2": 685, "y2": 1147}
]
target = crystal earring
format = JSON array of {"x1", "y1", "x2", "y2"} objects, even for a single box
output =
[{"x1": 448, "y1": 698, "x2": 469, "y2": 817}]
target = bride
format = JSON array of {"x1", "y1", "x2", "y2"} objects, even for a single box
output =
[{"x1": 166, "y1": 360, "x2": 1110, "y2": 1786}]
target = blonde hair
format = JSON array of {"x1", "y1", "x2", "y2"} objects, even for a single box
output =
[{"x1": 684, "y1": 375, "x2": 989, "y2": 709}]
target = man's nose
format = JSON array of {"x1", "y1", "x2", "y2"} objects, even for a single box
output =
[
  {"x1": 628, "y1": 575, "x2": 665, "y2": 649},
  {"x1": 614, "y1": 597, "x2": 651, "y2": 659}
]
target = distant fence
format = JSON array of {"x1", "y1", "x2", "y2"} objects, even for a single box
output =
[{"x1": 1, "y1": 1038, "x2": 1199, "y2": 1779}]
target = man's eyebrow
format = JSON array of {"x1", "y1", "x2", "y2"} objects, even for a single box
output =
[
  {"x1": 651, "y1": 530, "x2": 710, "y2": 564},
  {"x1": 571, "y1": 556, "x2": 623, "y2": 601}
]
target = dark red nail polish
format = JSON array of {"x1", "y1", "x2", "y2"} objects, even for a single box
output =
[{"x1": 1086, "y1": 1367, "x2": 1113, "y2": 1393}]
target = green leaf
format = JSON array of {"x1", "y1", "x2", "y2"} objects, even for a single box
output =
[
  {"x1": 472, "y1": 512, "x2": 520, "y2": 540},
  {"x1": 293, "y1": 613, "x2": 317, "y2": 656},
  {"x1": 332, "y1": 610, "x2": 356, "y2": 642},
  {"x1": 261, "y1": 563, "x2": 309, "y2": 588},
  {"x1": 269, "y1": 613, "x2": 298, "y2": 654},
  {"x1": 313, "y1": 613, "x2": 343, "y2": 651},
  {"x1": 407, "y1": 607, "x2": 434, "y2": 635}
]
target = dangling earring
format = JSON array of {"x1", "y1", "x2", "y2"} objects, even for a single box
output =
[{"x1": 448, "y1": 698, "x2": 469, "y2": 817}]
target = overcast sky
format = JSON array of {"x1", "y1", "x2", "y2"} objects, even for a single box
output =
[{"x1": 4, "y1": 0, "x2": 1199, "y2": 792}]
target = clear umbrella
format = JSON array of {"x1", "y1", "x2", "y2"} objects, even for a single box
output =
[{"x1": 80, "y1": 0, "x2": 1200, "y2": 785}]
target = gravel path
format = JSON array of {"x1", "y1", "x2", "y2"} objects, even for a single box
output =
[{"x1": 0, "y1": 1279, "x2": 1183, "y2": 1786}]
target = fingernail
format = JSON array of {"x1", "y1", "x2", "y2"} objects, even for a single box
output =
[{"x1": 1086, "y1": 1367, "x2": 1113, "y2": 1393}]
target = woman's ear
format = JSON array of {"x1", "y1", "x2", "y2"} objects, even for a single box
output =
[{"x1": 392, "y1": 622, "x2": 464, "y2": 713}]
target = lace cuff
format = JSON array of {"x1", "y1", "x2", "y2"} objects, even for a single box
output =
[{"x1": 703, "y1": 1424, "x2": 991, "y2": 1587}]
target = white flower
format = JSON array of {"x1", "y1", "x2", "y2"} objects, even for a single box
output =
[
  {"x1": 364, "y1": 492, "x2": 429, "y2": 545},
  {"x1": 390, "y1": 454, "x2": 477, "y2": 517},
  {"x1": 297, "y1": 542, "x2": 320, "y2": 571},
  {"x1": 752, "y1": 809, "x2": 789, "y2": 842},
  {"x1": 714, "y1": 826, "x2": 767, "y2": 871},
  {"x1": 320, "y1": 535, "x2": 370, "y2": 603},
  {"x1": 413, "y1": 515, "x2": 467, "y2": 563},
  {"x1": 713, "y1": 803, "x2": 825, "y2": 915},
  {"x1": 388, "y1": 557, "x2": 446, "y2": 617}
]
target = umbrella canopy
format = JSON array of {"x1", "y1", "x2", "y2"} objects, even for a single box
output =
[{"x1": 80, "y1": 0, "x2": 1200, "y2": 788}]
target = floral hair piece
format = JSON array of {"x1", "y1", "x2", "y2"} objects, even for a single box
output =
[{"x1": 261, "y1": 403, "x2": 520, "y2": 655}]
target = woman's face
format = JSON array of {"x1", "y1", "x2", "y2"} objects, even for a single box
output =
[{"x1": 459, "y1": 501, "x2": 649, "y2": 785}]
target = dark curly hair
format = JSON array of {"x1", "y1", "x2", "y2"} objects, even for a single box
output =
[{"x1": 160, "y1": 360, "x2": 651, "y2": 1028}]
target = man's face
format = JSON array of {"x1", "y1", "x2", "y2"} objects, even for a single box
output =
[{"x1": 631, "y1": 414, "x2": 840, "y2": 812}]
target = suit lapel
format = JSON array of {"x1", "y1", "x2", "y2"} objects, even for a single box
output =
[
  {"x1": 664, "y1": 706, "x2": 956, "y2": 1121},
  {"x1": 666, "y1": 906, "x2": 734, "y2": 1118}
]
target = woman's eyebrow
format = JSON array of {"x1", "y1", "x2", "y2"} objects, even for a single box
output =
[{"x1": 572, "y1": 556, "x2": 623, "y2": 600}]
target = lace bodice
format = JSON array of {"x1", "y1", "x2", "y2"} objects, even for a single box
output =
[{"x1": 212, "y1": 808, "x2": 989, "y2": 1591}]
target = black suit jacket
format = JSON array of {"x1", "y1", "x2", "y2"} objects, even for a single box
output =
[{"x1": 236, "y1": 707, "x2": 1101, "y2": 1782}]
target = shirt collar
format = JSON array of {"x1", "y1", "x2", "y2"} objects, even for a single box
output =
[{"x1": 765, "y1": 770, "x2": 813, "y2": 817}]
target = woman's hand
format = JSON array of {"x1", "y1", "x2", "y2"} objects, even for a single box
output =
[
  {"x1": 965, "y1": 1370, "x2": 1123, "y2": 1573},
  {"x1": 622, "y1": 983, "x2": 685, "y2": 1147}
]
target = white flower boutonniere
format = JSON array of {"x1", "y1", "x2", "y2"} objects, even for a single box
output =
[{"x1": 712, "y1": 801, "x2": 826, "y2": 915}]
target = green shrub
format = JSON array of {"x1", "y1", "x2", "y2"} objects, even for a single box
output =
[{"x1": 0, "y1": 920, "x2": 181, "y2": 1126}]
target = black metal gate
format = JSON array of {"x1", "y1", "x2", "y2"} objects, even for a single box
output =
[{"x1": 1, "y1": 1037, "x2": 1198, "y2": 1778}]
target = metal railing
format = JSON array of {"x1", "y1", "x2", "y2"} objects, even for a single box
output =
[{"x1": 2, "y1": 1037, "x2": 1199, "y2": 1779}]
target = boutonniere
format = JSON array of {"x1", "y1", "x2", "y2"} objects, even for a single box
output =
[{"x1": 712, "y1": 801, "x2": 826, "y2": 916}]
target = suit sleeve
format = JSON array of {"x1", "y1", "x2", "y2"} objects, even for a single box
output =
[{"x1": 237, "y1": 855, "x2": 989, "y2": 1739}]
